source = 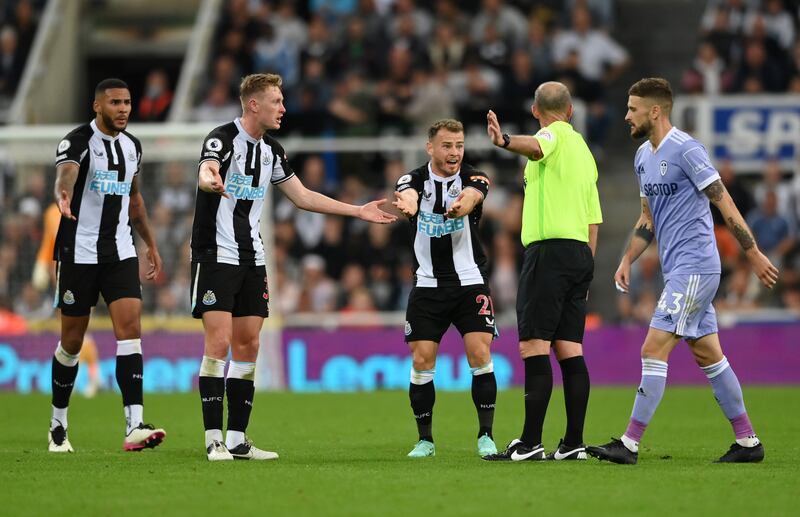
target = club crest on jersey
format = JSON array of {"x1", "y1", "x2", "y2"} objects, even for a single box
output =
[
  {"x1": 404, "y1": 321, "x2": 412, "y2": 336},
  {"x1": 202, "y1": 290, "x2": 217, "y2": 305},
  {"x1": 659, "y1": 160, "x2": 668, "y2": 176},
  {"x1": 262, "y1": 152, "x2": 271, "y2": 165},
  {"x1": 57, "y1": 140, "x2": 71, "y2": 153},
  {"x1": 127, "y1": 150, "x2": 136, "y2": 162},
  {"x1": 63, "y1": 290, "x2": 75, "y2": 305},
  {"x1": 423, "y1": 188, "x2": 432, "y2": 200},
  {"x1": 447, "y1": 183, "x2": 461, "y2": 198},
  {"x1": 206, "y1": 138, "x2": 223, "y2": 152}
]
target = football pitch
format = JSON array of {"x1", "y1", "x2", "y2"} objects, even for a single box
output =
[{"x1": 2, "y1": 387, "x2": 797, "y2": 516}]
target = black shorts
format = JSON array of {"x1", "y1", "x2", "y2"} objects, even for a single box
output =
[
  {"x1": 405, "y1": 284, "x2": 497, "y2": 343},
  {"x1": 190, "y1": 262, "x2": 269, "y2": 319},
  {"x1": 55, "y1": 257, "x2": 141, "y2": 317},
  {"x1": 517, "y1": 239, "x2": 594, "y2": 343}
]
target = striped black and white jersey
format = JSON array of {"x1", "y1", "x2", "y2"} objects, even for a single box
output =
[
  {"x1": 395, "y1": 163, "x2": 490, "y2": 287},
  {"x1": 191, "y1": 118, "x2": 295, "y2": 266},
  {"x1": 54, "y1": 120, "x2": 142, "y2": 264}
]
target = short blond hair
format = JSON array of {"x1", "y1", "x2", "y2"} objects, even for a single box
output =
[
  {"x1": 428, "y1": 119, "x2": 464, "y2": 140},
  {"x1": 240, "y1": 73, "x2": 282, "y2": 107}
]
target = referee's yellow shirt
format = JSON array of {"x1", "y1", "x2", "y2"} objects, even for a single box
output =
[{"x1": 521, "y1": 121, "x2": 603, "y2": 247}]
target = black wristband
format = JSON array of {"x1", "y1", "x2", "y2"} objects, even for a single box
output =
[{"x1": 501, "y1": 133, "x2": 511, "y2": 148}]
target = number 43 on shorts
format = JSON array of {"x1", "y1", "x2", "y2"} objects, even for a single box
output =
[{"x1": 657, "y1": 291, "x2": 683, "y2": 315}]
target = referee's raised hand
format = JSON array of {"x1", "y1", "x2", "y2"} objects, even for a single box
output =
[
  {"x1": 486, "y1": 110, "x2": 504, "y2": 147},
  {"x1": 57, "y1": 189, "x2": 76, "y2": 220}
]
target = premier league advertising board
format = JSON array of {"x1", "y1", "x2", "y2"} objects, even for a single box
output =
[{"x1": 1, "y1": 324, "x2": 798, "y2": 393}]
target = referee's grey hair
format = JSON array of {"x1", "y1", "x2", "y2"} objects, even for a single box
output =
[{"x1": 533, "y1": 82, "x2": 571, "y2": 114}]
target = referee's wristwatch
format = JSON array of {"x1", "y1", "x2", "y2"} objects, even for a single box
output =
[{"x1": 500, "y1": 133, "x2": 511, "y2": 148}]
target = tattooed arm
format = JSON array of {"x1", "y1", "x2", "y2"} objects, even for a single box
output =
[
  {"x1": 703, "y1": 179, "x2": 778, "y2": 288},
  {"x1": 614, "y1": 197, "x2": 655, "y2": 292}
]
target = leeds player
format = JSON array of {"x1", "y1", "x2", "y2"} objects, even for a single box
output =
[{"x1": 587, "y1": 78, "x2": 777, "y2": 464}]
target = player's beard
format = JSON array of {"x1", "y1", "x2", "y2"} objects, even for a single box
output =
[
  {"x1": 102, "y1": 111, "x2": 127, "y2": 133},
  {"x1": 630, "y1": 120, "x2": 651, "y2": 139}
]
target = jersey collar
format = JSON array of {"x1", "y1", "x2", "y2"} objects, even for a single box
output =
[
  {"x1": 234, "y1": 118, "x2": 260, "y2": 144},
  {"x1": 427, "y1": 161, "x2": 460, "y2": 181},
  {"x1": 650, "y1": 126, "x2": 677, "y2": 154},
  {"x1": 90, "y1": 119, "x2": 121, "y2": 141}
]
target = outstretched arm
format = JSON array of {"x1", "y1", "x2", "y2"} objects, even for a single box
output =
[
  {"x1": 129, "y1": 176, "x2": 162, "y2": 280},
  {"x1": 615, "y1": 198, "x2": 654, "y2": 292},
  {"x1": 446, "y1": 187, "x2": 483, "y2": 218},
  {"x1": 487, "y1": 110, "x2": 543, "y2": 161},
  {"x1": 277, "y1": 175, "x2": 396, "y2": 223},
  {"x1": 704, "y1": 179, "x2": 778, "y2": 288}
]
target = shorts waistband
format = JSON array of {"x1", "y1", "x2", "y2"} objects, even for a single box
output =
[{"x1": 525, "y1": 238, "x2": 587, "y2": 250}]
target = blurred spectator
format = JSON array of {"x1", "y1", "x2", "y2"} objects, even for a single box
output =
[
  {"x1": 271, "y1": 0, "x2": 309, "y2": 51},
  {"x1": 0, "y1": 25, "x2": 23, "y2": 96},
  {"x1": 564, "y1": 0, "x2": 616, "y2": 30},
  {"x1": 138, "y1": 69, "x2": 173, "y2": 122},
  {"x1": 329, "y1": 16, "x2": 384, "y2": 79},
  {"x1": 747, "y1": 190, "x2": 795, "y2": 258},
  {"x1": 404, "y1": 69, "x2": 456, "y2": 135},
  {"x1": 13, "y1": 282, "x2": 51, "y2": 320},
  {"x1": 747, "y1": 0, "x2": 795, "y2": 51},
  {"x1": 522, "y1": 17, "x2": 554, "y2": 81},
  {"x1": 433, "y1": 0, "x2": 470, "y2": 37},
  {"x1": 471, "y1": 0, "x2": 528, "y2": 47},
  {"x1": 328, "y1": 70, "x2": 378, "y2": 136},
  {"x1": 682, "y1": 40, "x2": 735, "y2": 94},
  {"x1": 552, "y1": 6, "x2": 629, "y2": 86},
  {"x1": 732, "y1": 39, "x2": 787, "y2": 92},
  {"x1": 753, "y1": 159, "x2": 796, "y2": 223},
  {"x1": 390, "y1": 0, "x2": 433, "y2": 41},
  {"x1": 427, "y1": 22, "x2": 467, "y2": 73},
  {"x1": 700, "y1": 0, "x2": 756, "y2": 35},
  {"x1": 297, "y1": 254, "x2": 337, "y2": 312},
  {"x1": 194, "y1": 81, "x2": 241, "y2": 122},
  {"x1": 253, "y1": 21, "x2": 300, "y2": 87}
]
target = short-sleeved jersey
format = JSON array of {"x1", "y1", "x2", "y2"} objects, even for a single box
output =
[
  {"x1": 395, "y1": 162, "x2": 490, "y2": 287},
  {"x1": 634, "y1": 127, "x2": 721, "y2": 277},
  {"x1": 53, "y1": 120, "x2": 142, "y2": 264},
  {"x1": 522, "y1": 121, "x2": 602, "y2": 246},
  {"x1": 191, "y1": 118, "x2": 294, "y2": 266}
]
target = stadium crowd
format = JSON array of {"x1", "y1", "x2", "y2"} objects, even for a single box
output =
[{"x1": 1, "y1": 0, "x2": 799, "y2": 329}]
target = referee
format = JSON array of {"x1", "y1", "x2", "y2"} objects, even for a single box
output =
[{"x1": 483, "y1": 82, "x2": 602, "y2": 461}]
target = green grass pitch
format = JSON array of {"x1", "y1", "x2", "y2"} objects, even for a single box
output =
[{"x1": 2, "y1": 387, "x2": 797, "y2": 516}]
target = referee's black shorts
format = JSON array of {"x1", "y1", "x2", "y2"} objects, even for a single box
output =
[{"x1": 516, "y1": 239, "x2": 594, "y2": 343}]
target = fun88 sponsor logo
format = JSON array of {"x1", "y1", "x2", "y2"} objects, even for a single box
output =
[
  {"x1": 89, "y1": 170, "x2": 131, "y2": 195},
  {"x1": 225, "y1": 173, "x2": 265, "y2": 200},
  {"x1": 418, "y1": 211, "x2": 465, "y2": 237}
]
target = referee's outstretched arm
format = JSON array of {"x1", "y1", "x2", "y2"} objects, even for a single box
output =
[{"x1": 486, "y1": 110, "x2": 543, "y2": 161}]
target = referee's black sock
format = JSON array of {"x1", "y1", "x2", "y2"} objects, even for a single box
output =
[
  {"x1": 560, "y1": 355, "x2": 590, "y2": 447},
  {"x1": 520, "y1": 354, "x2": 552, "y2": 447},
  {"x1": 409, "y1": 377, "x2": 435, "y2": 442},
  {"x1": 471, "y1": 369, "x2": 496, "y2": 439}
]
